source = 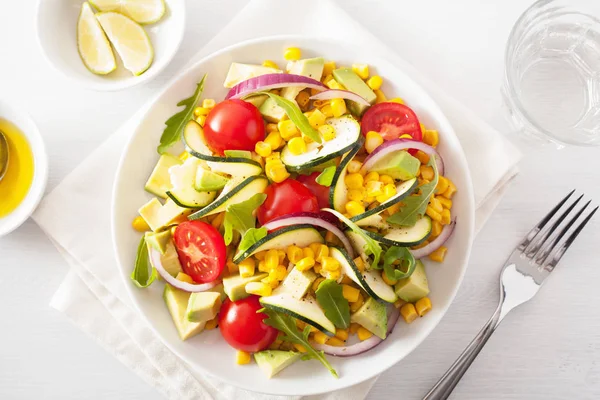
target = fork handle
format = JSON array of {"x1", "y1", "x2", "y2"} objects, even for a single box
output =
[{"x1": 422, "y1": 305, "x2": 503, "y2": 400}]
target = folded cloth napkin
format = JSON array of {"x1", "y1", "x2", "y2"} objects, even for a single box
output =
[{"x1": 33, "y1": 0, "x2": 521, "y2": 399}]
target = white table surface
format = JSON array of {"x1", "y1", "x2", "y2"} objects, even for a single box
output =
[{"x1": 1, "y1": 0, "x2": 599, "y2": 399}]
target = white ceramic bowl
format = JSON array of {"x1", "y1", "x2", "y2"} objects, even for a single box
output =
[
  {"x1": 35, "y1": 0, "x2": 186, "y2": 91},
  {"x1": 0, "y1": 99, "x2": 48, "y2": 236},
  {"x1": 112, "y1": 36, "x2": 475, "y2": 396}
]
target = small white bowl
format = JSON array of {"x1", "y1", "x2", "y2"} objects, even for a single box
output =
[
  {"x1": 0, "y1": 99, "x2": 48, "y2": 237},
  {"x1": 35, "y1": 0, "x2": 186, "y2": 91}
]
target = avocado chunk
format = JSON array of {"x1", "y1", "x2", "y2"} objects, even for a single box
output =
[
  {"x1": 281, "y1": 57, "x2": 325, "y2": 101},
  {"x1": 276, "y1": 267, "x2": 317, "y2": 299},
  {"x1": 210, "y1": 283, "x2": 227, "y2": 301},
  {"x1": 259, "y1": 97, "x2": 287, "y2": 122},
  {"x1": 368, "y1": 151, "x2": 420, "y2": 180},
  {"x1": 244, "y1": 94, "x2": 268, "y2": 109},
  {"x1": 254, "y1": 350, "x2": 302, "y2": 378},
  {"x1": 223, "y1": 273, "x2": 268, "y2": 301},
  {"x1": 194, "y1": 169, "x2": 229, "y2": 192},
  {"x1": 350, "y1": 296, "x2": 388, "y2": 339},
  {"x1": 332, "y1": 68, "x2": 377, "y2": 116},
  {"x1": 145, "y1": 154, "x2": 182, "y2": 198},
  {"x1": 394, "y1": 260, "x2": 430, "y2": 302},
  {"x1": 223, "y1": 62, "x2": 282, "y2": 88},
  {"x1": 145, "y1": 230, "x2": 171, "y2": 254},
  {"x1": 138, "y1": 198, "x2": 191, "y2": 232},
  {"x1": 163, "y1": 284, "x2": 206, "y2": 340},
  {"x1": 147, "y1": 239, "x2": 182, "y2": 277},
  {"x1": 186, "y1": 292, "x2": 222, "y2": 322},
  {"x1": 224, "y1": 150, "x2": 252, "y2": 159}
]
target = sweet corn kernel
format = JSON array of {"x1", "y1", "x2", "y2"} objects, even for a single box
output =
[
  {"x1": 335, "y1": 329, "x2": 349, "y2": 341},
  {"x1": 345, "y1": 200, "x2": 365, "y2": 217},
  {"x1": 265, "y1": 249, "x2": 280, "y2": 271},
  {"x1": 426, "y1": 206, "x2": 442, "y2": 222},
  {"x1": 326, "y1": 269, "x2": 341, "y2": 281},
  {"x1": 379, "y1": 174, "x2": 394, "y2": 185},
  {"x1": 262, "y1": 59, "x2": 279, "y2": 69},
  {"x1": 431, "y1": 220, "x2": 443, "y2": 237},
  {"x1": 296, "y1": 91, "x2": 310, "y2": 110},
  {"x1": 324, "y1": 231, "x2": 340, "y2": 245},
  {"x1": 353, "y1": 257, "x2": 365, "y2": 272},
  {"x1": 415, "y1": 297, "x2": 432, "y2": 317},
  {"x1": 349, "y1": 323, "x2": 360, "y2": 334},
  {"x1": 278, "y1": 249, "x2": 287, "y2": 262},
  {"x1": 326, "y1": 79, "x2": 343, "y2": 90},
  {"x1": 374, "y1": 89, "x2": 387, "y2": 103},
  {"x1": 313, "y1": 331, "x2": 329, "y2": 345},
  {"x1": 365, "y1": 180, "x2": 384, "y2": 197},
  {"x1": 414, "y1": 150, "x2": 430, "y2": 165},
  {"x1": 312, "y1": 277, "x2": 325, "y2": 292},
  {"x1": 293, "y1": 343, "x2": 308, "y2": 353},
  {"x1": 429, "y1": 197, "x2": 444, "y2": 213},
  {"x1": 318, "y1": 124, "x2": 336, "y2": 141},
  {"x1": 400, "y1": 303, "x2": 418, "y2": 323},
  {"x1": 286, "y1": 246, "x2": 303, "y2": 264},
  {"x1": 194, "y1": 106, "x2": 210, "y2": 117},
  {"x1": 326, "y1": 337, "x2": 345, "y2": 347},
  {"x1": 440, "y1": 209, "x2": 451, "y2": 225},
  {"x1": 245, "y1": 281, "x2": 272, "y2": 297},
  {"x1": 255, "y1": 141, "x2": 272, "y2": 158},
  {"x1": 443, "y1": 179, "x2": 457, "y2": 199},
  {"x1": 322, "y1": 61, "x2": 336, "y2": 77},
  {"x1": 308, "y1": 242, "x2": 321, "y2": 254},
  {"x1": 302, "y1": 247, "x2": 315, "y2": 259},
  {"x1": 436, "y1": 176, "x2": 449, "y2": 194},
  {"x1": 227, "y1": 260, "x2": 239, "y2": 275},
  {"x1": 389, "y1": 97, "x2": 405, "y2": 104},
  {"x1": 352, "y1": 63, "x2": 369, "y2": 80},
  {"x1": 365, "y1": 131, "x2": 384, "y2": 153},
  {"x1": 254, "y1": 251, "x2": 266, "y2": 261},
  {"x1": 236, "y1": 350, "x2": 251, "y2": 365},
  {"x1": 264, "y1": 131, "x2": 283, "y2": 151},
  {"x1": 320, "y1": 104, "x2": 334, "y2": 118},
  {"x1": 321, "y1": 257, "x2": 340, "y2": 272},
  {"x1": 347, "y1": 160, "x2": 363, "y2": 174},
  {"x1": 321, "y1": 74, "x2": 333, "y2": 85},
  {"x1": 269, "y1": 339, "x2": 283, "y2": 350},
  {"x1": 132, "y1": 216, "x2": 150, "y2": 232},
  {"x1": 275, "y1": 264, "x2": 287, "y2": 280},
  {"x1": 312, "y1": 244, "x2": 329, "y2": 263},
  {"x1": 196, "y1": 116, "x2": 206, "y2": 126},
  {"x1": 176, "y1": 272, "x2": 195, "y2": 284},
  {"x1": 258, "y1": 260, "x2": 269, "y2": 273},
  {"x1": 205, "y1": 317, "x2": 218, "y2": 330},
  {"x1": 364, "y1": 171, "x2": 380, "y2": 183},
  {"x1": 394, "y1": 299, "x2": 407, "y2": 309},
  {"x1": 341, "y1": 275, "x2": 354, "y2": 285},
  {"x1": 387, "y1": 202, "x2": 402, "y2": 215},
  {"x1": 348, "y1": 188, "x2": 365, "y2": 202},
  {"x1": 383, "y1": 183, "x2": 397, "y2": 198},
  {"x1": 345, "y1": 173, "x2": 364, "y2": 190},
  {"x1": 266, "y1": 123, "x2": 279, "y2": 133},
  {"x1": 350, "y1": 293, "x2": 364, "y2": 312},
  {"x1": 308, "y1": 108, "x2": 326, "y2": 129},
  {"x1": 202, "y1": 98, "x2": 216, "y2": 109},
  {"x1": 342, "y1": 284, "x2": 360, "y2": 303},
  {"x1": 301, "y1": 133, "x2": 314, "y2": 144},
  {"x1": 382, "y1": 270, "x2": 398, "y2": 286},
  {"x1": 330, "y1": 98, "x2": 347, "y2": 117},
  {"x1": 366, "y1": 75, "x2": 383, "y2": 90},
  {"x1": 357, "y1": 326, "x2": 373, "y2": 341},
  {"x1": 297, "y1": 319, "x2": 305, "y2": 331},
  {"x1": 423, "y1": 130, "x2": 439, "y2": 147},
  {"x1": 296, "y1": 257, "x2": 315, "y2": 271},
  {"x1": 239, "y1": 258, "x2": 256, "y2": 278},
  {"x1": 266, "y1": 163, "x2": 290, "y2": 183},
  {"x1": 420, "y1": 165, "x2": 435, "y2": 181},
  {"x1": 284, "y1": 47, "x2": 301, "y2": 60},
  {"x1": 288, "y1": 137, "x2": 307, "y2": 155},
  {"x1": 265, "y1": 151, "x2": 280, "y2": 162},
  {"x1": 438, "y1": 196, "x2": 453, "y2": 209},
  {"x1": 278, "y1": 120, "x2": 299, "y2": 140}
]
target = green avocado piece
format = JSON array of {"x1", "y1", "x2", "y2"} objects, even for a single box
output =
[
  {"x1": 368, "y1": 151, "x2": 420, "y2": 180},
  {"x1": 186, "y1": 291, "x2": 222, "y2": 322},
  {"x1": 281, "y1": 57, "x2": 325, "y2": 101},
  {"x1": 350, "y1": 296, "x2": 388, "y2": 339},
  {"x1": 147, "y1": 240, "x2": 182, "y2": 277},
  {"x1": 277, "y1": 267, "x2": 317, "y2": 299},
  {"x1": 224, "y1": 62, "x2": 282, "y2": 88},
  {"x1": 223, "y1": 273, "x2": 269, "y2": 301},
  {"x1": 332, "y1": 68, "x2": 377, "y2": 116},
  {"x1": 394, "y1": 260, "x2": 430, "y2": 302},
  {"x1": 194, "y1": 169, "x2": 229, "y2": 192},
  {"x1": 163, "y1": 284, "x2": 206, "y2": 340},
  {"x1": 254, "y1": 350, "x2": 302, "y2": 378},
  {"x1": 244, "y1": 94, "x2": 268, "y2": 109},
  {"x1": 145, "y1": 230, "x2": 171, "y2": 254},
  {"x1": 224, "y1": 150, "x2": 252, "y2": 159},
  {"x1": 144, "y1": 154, "x2": 181, "y2": 198},
  {"x1": 259, "y1": 97, "x2": 287, "y2": 122}
]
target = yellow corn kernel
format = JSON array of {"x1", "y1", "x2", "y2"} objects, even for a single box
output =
[
  {"x1": 335, "y1": 329, "x2": 349, "y2": 341},
  {"x1": 245, "y1": 281, "x2": 272, "y2": 297},
  {"x1": 301, "y1": 246, "x2": 314, "y2": 259},
  {"x1": 431, "y1": 220, "x2": 443, "y2": 238},
  {"x1": 415, "y1": 297, "x2": 432, "y2": 317},
  {"x1": 285, "y1": 246, "x2": 302, "y2": 264},
  {"x1": 394, "y1": 299, "x2": 407, "y2": 309},
  {"x1": 341, "y1": 275, "x2": 354, "y2": 285},
  {"x1": 132, "y1": 216, "x2": 150, "y2": 232},
  {"x1": 324, "y1": 230, "x2": 340, "y2": 246},
  {"x1": 321, "y1": 74, "x2": 333, "y2": 85},
  {"x1": 344, "y1": 173, "x2": 364, "y2": 190},
  {"x1": 349, "y1": 323, "x2": 360, "y2": 334},
  {"x1": 296, "y1": 320, "x2": 306, "y2": 331},
  {"x1": 265, "y1": 151, "x2": 280, "y2": 162},
  {"x1": 320, "y1": 104, "x2": 334, "y2": 118},
  {"x1": 330, "y1": 98, "x2": 347, "y2": 118},
  {"x1": 284, "y1": 47, "x2": 301, "y2": 61},
  {"x1": 239, "y1": 258, "x2": 256, "y2": 278},
  {"x1": 420, "y1": 165, "x2": 435, "y2": 181},
  {"x1": 387, "y1": 202, "x2": 402, "y2": 215},
  {"x1": 262, "y1": 132, "x2": 281, "y2": 152},
  {"x1": 438, "y1": 196, "x2": 452, "y2": 210},
  {"x1": 435, "y1": 176, "x2": 449, "y2": 194},
  {"x1": 204, "y1": 317, "x2": 218, "y2": 330},
  {"x1": 365, "y1": 131, "x2": 384, "y2": 154},
  {"x1": 278, "y1": 249, "x2": 286, "y2": 263},
  {"x1": 352, "y1": 63, "x2": 369, "y2": 80},
  {"x1": 195, "y1": 115, "x2": 206, "y2": 126},
  {"x1": 345, "y1": 200, "x2": 365, "y2": 217},
  {"x1": 374, "y1": 89, "x2": 387, "y2": 104},
  {"x1": 366, "y1": 75, "x2": 383, "y2": 90},
  {"x1": 342, "y1": 284, "x2": 360, "y2": 303},
  {"x1": 414, "y1": 150, "x2": 430, "y2": 165},
  {"x1": 263, "y1": 59, "x2": 280, "y2": 69},
  {"x1": 296, "y1": 91, "x2": 310, "y2": 110},
  {"x1": 278, "y1": 120, "x2": 299, "y2": 140},
  {"x1": 211, "y1": 212, "x2": 225, "y2": 230},
  {"x1": 266, "y1": 123, "x2": 279, "y2": 133},
  {"x1": 321, "y1": 257, "x2": 340, "y2": 272},
  {"x1": 348, "y1": 188, "x2": 365, "y2": 202},
  {"x1": 193, "y1": 106, "x2": 210, "y2": 117},
  {"x1": 429, "y1": 197, "x2": 444, "y2": 213},
  {"x1": 350, "y1": 293, "x2": 364, "y2": 312},
  {"x1": 288, "y1": 137, "x2": 307, "y2": 155},
  {"x1": 293, "y1": 343, "x2": 308, "y2": 353},
  {"x1": 254, "y1": 141, "x2": 271, "y2": 158},
  {"x1": 275, "y1": 264, "x2": 287, "y2": 280},
  {"x1": 426, "y1": 206, "x2": 442, "y2": 222},
  {"x1": 269, "y1": 339, "x2": 283, "y2": 350},
  {"x1": 423, "y1": 130, "x2": 439, "y2": 147},
  {"x1": 365, "y1": 180, "x2": 384, "y2": 198},
  {"x1": 313, "y1": 331, "x2": 329, "y2": 345},
  {"x1": 389, "y1": 97, "x2": 404, "y2": 104},
  {"x1": 296, "y1": 256, "x2": 315, "y2": 271},
  {"x1": 378, "y1": 174, "x2": 393, "y2": 185},
  {"x1": 321, "y1": 61, "x2": 336, "y2": 77},
  {"x1": 357, "y1": 326, "x2": 373, "y2": 341},
  {"x1": 265, "y1": 249, "x2": 280, "y2": 271},
  {"x1": 400, "y1": 303, "x2": 418, "y2": 324},
  {"x1": 266, "y1": 163, "x2": 290, "y2": 183},
  {"x1": 178, "y1": 151, "x2": 191, "y2": 161},
  {"x1": 326, "y1": 269, "x2": 341, "y2": 281},
  {"x1": 258, "y1": 260, "x2": 269, "y2": 273},
  {"x1": 364, "y1": 171, "x2": 379, "y2": 183},
  {"x1": 312, "y1": 262, "x2": 323, "y2": 275},
  {"x1": 236, "y1": 350, "x2": 251, "y2": 365},
  {"x1": 345, "y1": 160, "x2": 361, "y2": 175},
  {"x1": 326, "y1": 337, "x2": 345, "y2": 347},
  {"x1": 318, "y1": 124, "x2": 336, "y2": 141},
  {"x1": 353, "y1": 257, "x2": 365, "y2": 272},
  {"x1": 443, "y1": 179, "x2": 457, "y2": 199},
  {"x1": 254, "y1": 251, "x2": 266, "y2": 261},
  {"x1": 382, "y1": 270, "x2": 398, "y2": 286},
  {"x1": 176, "y1": 272, "x2": 195, "y2": 284},
  {"x1": 202, "y1": 98, "x2": 216, "y2": 109},
  {"x1": 312, "y1": 277, "x2": 325, "y2": 292},
  {"x1": 326, "y1": 79, "x2": 343, "y2": 90},
  {"x1": 311, "y1": 244, "x2": 329, "y2": 263},
  {"x1": 227, "y1": 260, "x2": 239, "y2": 275},
  {"x1": 439, "y1": 207, "x2": 450, "y2": 224}
]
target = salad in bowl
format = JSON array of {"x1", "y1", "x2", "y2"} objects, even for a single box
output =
[{"x1": 129, "y1": 46, "x2": 458, "y2": 380}]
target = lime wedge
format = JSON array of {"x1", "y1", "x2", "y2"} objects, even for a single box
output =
[
  {"x1": 89, "y1": 0, "x2": 166, "y2": 24},
  {"x1": 96, "y1": 12, "x2": 154, "y2": 76},
  {"x1": 77, "y1": 2, "x2": 117, "y2": 75}
]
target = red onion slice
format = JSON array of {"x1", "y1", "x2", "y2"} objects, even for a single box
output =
[
  {"x1": 225, "y1": 74, "x2": 327, "y2": 100},
  {"x1": 361, "y1": 139, "x2": 444, "y2": 176},
  {"x1": 149, "y1": 247, "x2": 221, "y2": 292},
  {"x1": 410, "y1": 219, "x2": 456, "y2": 259},
  {"x1": 261, "y1": 212, "x2": 354, "y2": 258},
  {"x1": 311, "y1": 307, "x2": 400, "y2": 357},
  {"x1": 309, "y1": 89, "x2": 370, "y2": 106}
]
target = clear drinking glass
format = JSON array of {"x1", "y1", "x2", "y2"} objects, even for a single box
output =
[{"x1": 503, "y1": 0, "x2": 600, "y2": 147}]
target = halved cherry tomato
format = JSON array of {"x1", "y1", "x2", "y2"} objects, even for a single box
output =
[
  {"x1": 219, "y1": 296, "x2": 278, "y2": 352},
  {"x1": 257, "y1": 179, "x2": 320, "y2": 225},
  {"x1": 297, "y1": 172, "x2": 330, "y2": 209},
  {"x1": 361, "y1": 102, "x2": 423, "y2": 144},
  {"x1": 173, "y1": 221, "x2": 226, "y2": 283},
  {"x1": 203, "y1": 99, "x2": 265, "y2": 155}
]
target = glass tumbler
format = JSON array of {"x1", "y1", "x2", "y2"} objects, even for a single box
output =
[{"x1": 503, "y1": 0, "x2": 600, "y2": 147}]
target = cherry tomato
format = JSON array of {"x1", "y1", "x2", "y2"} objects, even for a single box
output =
[
  {"x1": 218, "y1": 296, "x2": 278, "y2": 352},
  {"x1": 203, "y1": 99, "x2": 265, "y2": 155},
  {"x1": 173, "y1": 221, "x2": 226, "y2": 283},
  {"x1": 257, "y1": 179, "x2": 319, "y2": 225},
  {"x1": 297, "y1": 172, "x2": 330, "y2": 209},
  {"x1": 361, "y1": 103, "x2": 423, "y2": 147}
]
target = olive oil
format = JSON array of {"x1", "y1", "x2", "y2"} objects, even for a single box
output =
[{"x1": 0, "y1": 118, "x2": 34, "y2": 218}]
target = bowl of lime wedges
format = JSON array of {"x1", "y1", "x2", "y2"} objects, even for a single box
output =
[{"x1": 35, "y1": 0, "x2": 185, "y2": 91}]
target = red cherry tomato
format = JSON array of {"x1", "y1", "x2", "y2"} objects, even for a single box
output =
[
  {"x1": 203, "y1": 99, "x2": 265, "y2": 155},
  {"x1": 173, "y1": 221, "x2": 226, "y2": 283},
  {"x1": 218, "y1": 296, "x2": 278, "y2": 352},
  {"x1": 361, "y1": 103, "x2": 423, "y2": 154},
  {"x1": 257, "y1": 179, "x2": 319, "y2": 225},
  {"x1": 297, "y1": 172, "x2": 330, "y2": 209}
]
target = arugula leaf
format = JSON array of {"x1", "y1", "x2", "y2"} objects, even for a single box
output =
[
  {"x1": 131, "y1": 236, "x2": 157, "y2": 288},
  {"x1": 260, "y1": 308, "x2": 338, "y2": 378},
  {"x1": 237, "y1": 227, "x2": 267, "y2": 255},
  {"x1": 223, "y1": 194, "x2": 267, "y2": 245},
  {"x1": 387, "y1": 157, "x2": 439, "y2": 227},
  {"x1": 382, "y1": 246, "x2": 417, "y2": 281},
  {"x1": 260, "y1": 92, "x2": 322, "y2": 144},
  {"x1": 315, "y1": 280, "x2": 350, "y2": 329},
  {"x1": 323, "y1": 208, "x2": 382, "y2": 269},
  {"x1": 157, "y1": 74, "x2": 207, "y2": 154},
  {"x1": 316, "y1": 166, "x2": 336, "y2": 187}
]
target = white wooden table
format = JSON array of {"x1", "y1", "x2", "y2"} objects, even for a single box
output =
[{"x1": 1, "y1": 0, "x2": 599, "y2": 399}]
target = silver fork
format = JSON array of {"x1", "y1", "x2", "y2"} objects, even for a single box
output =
[{"x1": 423, "y1": 190, "x2": 598, "y2": 400}]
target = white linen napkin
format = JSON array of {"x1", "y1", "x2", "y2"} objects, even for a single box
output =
[{"x1": 33, "y1": 0, "x2": 521, "y2": 399}]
